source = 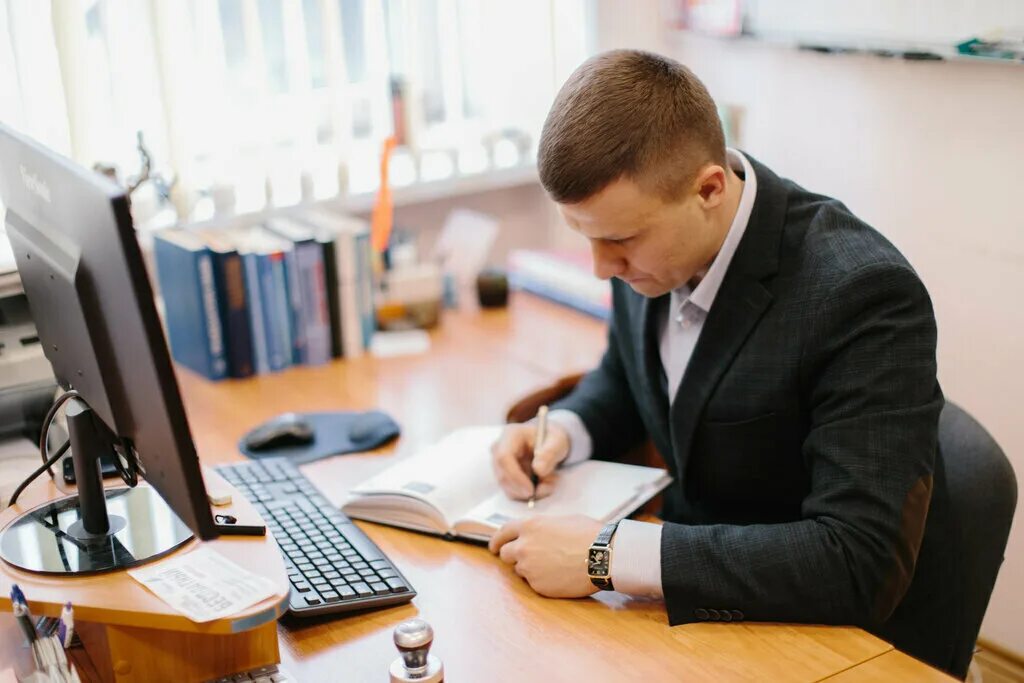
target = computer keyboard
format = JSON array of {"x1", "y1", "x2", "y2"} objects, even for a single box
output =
[
  {"x1": 206, "y1": 662, "x2": 296, "y2": 683},
  {"x1": 216, "y1": 457, "x2": 416, "y2": 617}
]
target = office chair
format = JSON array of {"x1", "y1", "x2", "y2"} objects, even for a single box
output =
[
  {"x1": 507, "y1": 378, "x2": 1017, "y2": 679},
  {"x1": 930, "y1": 402, "x2": 1016, "y2": 677}
]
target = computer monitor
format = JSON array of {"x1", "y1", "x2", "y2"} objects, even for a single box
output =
[{"x1": 0, "y1": 124, "x2": 218, "y2": 574}]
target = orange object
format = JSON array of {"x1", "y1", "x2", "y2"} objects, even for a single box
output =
[{"x1": 371, "y1": 136, "x2": 398, "y2": 254}]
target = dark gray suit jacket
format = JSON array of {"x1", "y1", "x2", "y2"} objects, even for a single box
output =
[{"x1": 555, "y1": 156, "x2": 952, "y2": 665}]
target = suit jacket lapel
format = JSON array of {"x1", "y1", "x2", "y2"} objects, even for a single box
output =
[{"x1": 667, "y1": 155, "x2": 789, "y2": 477}]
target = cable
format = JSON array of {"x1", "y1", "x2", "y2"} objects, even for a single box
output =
[
  {"x1": 38, "y1": 389, "x2": 81, "y2": 478},
  {"x1": 8, "y1": 440, "x2": 69, "y2": 507},
  {"x1": 7, "y1": 388, "x2": 140, "y2": 508},
  {"x1": 111, "y1": 437, "x2": 139, "y2": 487}
]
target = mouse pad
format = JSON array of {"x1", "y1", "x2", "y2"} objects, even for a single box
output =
[{"x1": 239, "y1": 411, "x2": 400, "y2": 464}]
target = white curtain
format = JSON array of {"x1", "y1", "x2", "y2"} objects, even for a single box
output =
[{"x1": 0, "y1": 0, "x2": 594, "y2": 227}]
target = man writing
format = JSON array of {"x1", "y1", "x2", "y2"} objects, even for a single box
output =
[{"x1": 489, "y1": 49, "x2": 950, "y2": 669}]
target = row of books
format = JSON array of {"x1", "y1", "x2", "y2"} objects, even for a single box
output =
[
  {"x1": 153, "y1": 208, "x2": 375, "y2": 380},
  {"x1": 507, "y1": 249, "x2": 611, "y2": 320}
]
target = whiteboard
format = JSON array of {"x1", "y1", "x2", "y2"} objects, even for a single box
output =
[{"x1": 746, "y1": 0, "x2": 1024, "y2": 49}]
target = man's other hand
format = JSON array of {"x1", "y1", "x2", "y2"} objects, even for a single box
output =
[
  {"x1": 490, "y1": 421, "x2": 570, "y2": 501},
  {"x1": 488, "y1": 515, "x2": 602, "y2": 598}
]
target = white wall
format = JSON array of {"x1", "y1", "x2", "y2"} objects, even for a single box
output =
[{"x1": 593, "y1": 0, "x2": 1024, "y2": 654}]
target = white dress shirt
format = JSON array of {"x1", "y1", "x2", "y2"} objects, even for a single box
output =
[{"x1": 548, "y1": 148, "x2": 758, "y2": 596}]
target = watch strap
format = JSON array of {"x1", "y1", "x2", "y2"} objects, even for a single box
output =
[{"x1": 594, "y1": 521, "x2": 618, "y2": 547}]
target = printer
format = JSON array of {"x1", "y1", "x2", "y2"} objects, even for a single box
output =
[{"x1": 0, "y1": 230, "x2": 55, "y2": 445}]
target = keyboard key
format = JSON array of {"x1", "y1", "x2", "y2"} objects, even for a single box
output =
[
  {"x1": 376, "y1": 569, "x2": 398, "y2": 579},
  {"x1": 336, "y1": 585, "x2": 356, "y2": 599},
  {"x1": 303, "y1": 596, "x2": 321, "y2": 606},
  {"x1": 293, "y1": 583, "x2": 311, "y2": 593},
  {"x1": 321, "y1": 591, "x2": 340, "y2": 603},
  {"x1": 369, "y1": 582, "x2": 389, "y2": 594},
  {"x1": 350, "y1": 582, "x2": 373, "y2": 597},
  {"x1": 370, "y1": 560, "x2": 390, "y2": 569},
  {"x1": 385, "y1": 578, "x2": 409, "y2": 593}
]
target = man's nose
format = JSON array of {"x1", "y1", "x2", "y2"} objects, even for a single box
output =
[{"x1": 591, "y1": 242, "x2": 625, "y2": 280}]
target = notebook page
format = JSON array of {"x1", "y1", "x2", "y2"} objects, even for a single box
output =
[{"x1": 457, "y1": 460, "x2": 670, "y2": 536}]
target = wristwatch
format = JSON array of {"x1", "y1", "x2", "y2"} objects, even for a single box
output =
[{"x1": 588, "y1": 521, "x2": 619, "y2": 591}]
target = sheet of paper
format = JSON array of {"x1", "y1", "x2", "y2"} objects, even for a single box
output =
[
  {"x1": 370, "y1": 329, "x2": 431, "y2": 357},
  {"x1": 128, "y1": 546, "x2": 278, "y2": 623},
  {"x1": 432, "y1": 209, "x2": 499, "y2": 286}
]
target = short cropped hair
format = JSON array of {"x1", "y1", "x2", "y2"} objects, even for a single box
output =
[{"x1": 538, "y1": 49, "x2": 726, "y2": 203}]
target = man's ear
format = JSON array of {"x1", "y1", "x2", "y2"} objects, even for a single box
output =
[{"x1": 695, "y1": 164, "x2": 727, "y2": 207}]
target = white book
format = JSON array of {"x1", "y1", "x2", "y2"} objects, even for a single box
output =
[{"x1": 342, "y1": 427, "x2": 672, "y2": 542}]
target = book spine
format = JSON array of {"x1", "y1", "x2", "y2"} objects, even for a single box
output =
[
  {"x1": 259, "y1": 252, "x2": 289, "y2": 371},
  {"x1": 353, "y1": 230, "x2": 375, "y2": 349},
  {"x1": 301, "y1": 243, "x2": 332, "y2": 365},
  {"x1": 242, "y1": 252, "x2": 270, "y2": 374},
  {"x1": 153, "y1": 236, "x2": 227, "y2": 380},
  {"x1": 337, "y1": 232, "x2": 363, "y2": 357},
  {"x1": 321, "y1": 239, "x2": 343, "y2": 358},
  {"x1": 211, "y1": 250, "x2": 254, "y2": 378},
  {"x1": 283, "y1": 247, "x2": 306, "y2": 364},
  {"x1": 197, "y1": 254, "x2": 228, "y2": 378}
]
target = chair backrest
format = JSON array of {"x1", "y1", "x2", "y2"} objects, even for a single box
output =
[{"x1": 940, "y1": 402, "x2": 1017, "y2": 674}]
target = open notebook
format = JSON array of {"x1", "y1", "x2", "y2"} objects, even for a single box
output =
[{"x1": 341, "y1": 426, "x2": 672, "y2": 542}]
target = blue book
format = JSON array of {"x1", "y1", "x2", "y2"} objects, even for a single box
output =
[
  {"x1": 195, "y1": 230, "x2": 254, "y2": 378},
  {"x1": 240, "y1": 250, "x2": 270, "y2": 374},
  {"x1": 259, "y1": 248, "x2": 291, "y2": 372},
  {"x1": 153, "y1": 230, "x2": 228, "y2": 380},
  {"x1": 266, "y1": 217, "x2": 333, "y2": 365},
  {"x1": 224, "y1": 227, "x2": 294, "y2": 373},
  {"x1": 508, "y1": 249, "x2": 611, "y2": 321}
]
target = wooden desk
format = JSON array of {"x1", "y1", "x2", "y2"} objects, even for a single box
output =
[{"x1": 2, "y1": 293, "x2": 952, "y2": 681}]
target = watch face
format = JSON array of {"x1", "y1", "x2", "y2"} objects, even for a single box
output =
[{"x1": 588, "y1": 547, "x2": 610, "y2": 577}]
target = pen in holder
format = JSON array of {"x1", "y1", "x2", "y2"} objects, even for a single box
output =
[{"x1": 9, "y1": 585, "x2": 80, "y2": 683}]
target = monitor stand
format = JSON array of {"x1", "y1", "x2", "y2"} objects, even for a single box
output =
[{"x1": 0, "y1": 397, "x2": 192, "y2": 575}]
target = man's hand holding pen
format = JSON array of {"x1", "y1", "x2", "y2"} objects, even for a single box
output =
[
  {"x1": 489, "y1": 406, "x2": 571, "y2": 502},
  {"x1": 489, "y1": 407, "x2": 603, "y2": 599}
]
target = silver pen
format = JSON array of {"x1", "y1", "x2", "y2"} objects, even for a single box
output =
[{"x1": 528, "y1": 405, "x2": 548, "y2": 509}]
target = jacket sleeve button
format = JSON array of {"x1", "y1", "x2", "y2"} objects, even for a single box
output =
[
  {"x1": 694, "y1": 608, "x2": 709, "y2": 620},
  {"x1": 730, "y1": 610, "x2": 744, "y2": 621}
]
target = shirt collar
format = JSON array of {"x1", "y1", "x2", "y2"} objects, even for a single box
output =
[{"x1": 676, "y1": 148, "x2": 757, "y2": 314}]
